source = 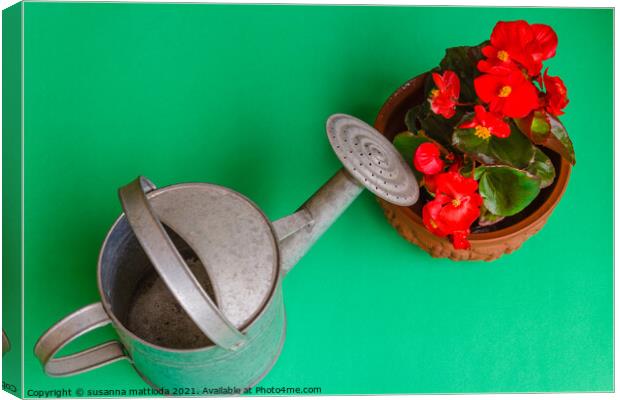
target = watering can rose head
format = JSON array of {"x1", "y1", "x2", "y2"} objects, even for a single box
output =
[{"x1": 394, "y1": 19, "x2": 575, "y2": 250}]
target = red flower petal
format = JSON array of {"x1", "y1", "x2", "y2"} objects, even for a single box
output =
[
  {"x1": 429, "y1": 93, "x2": 457, "y2": 119},
  {"x1": 481, "y1": 45, "x2": 498, "y2": 58},
  {"x1": 543, "y1": 68, "x2": 569, "y2": 116},
  {"x1": 477, "y1": 58, "x2": 520, "y2": 75},
  {"x1": 429, "y1": 71, "x2": 460, "y2": 119},
  {"x1": 482, "y1": 20, "x2": 558, "y2": 77},
  {"x1": 500, "y1": 79, "x2": 539, "y2": 118},
  {"x1": 474, "y1": 71, "x2": 539, "y2": 118},
  {"x1": 476, "y1": 106, "x2": 510, "y2": 138},
  {"x1": 423, "y1": 173, "x2": 438, "y2": 194},
  {"x1": 414, "y1": 142, "x2": 445, "y2": 175},
  {"x1": 491, "y1": 120, "x2": 511, "y2": 138},
  {"x1": 451, "y1": 230, "x2": 471, "y2": 250},
  {"x1": 490, "y1": 20, "x2": 533, "y2": 50},
  {"x1": 459, "y1": 119, "x2": 477, "y2": 129},
  {"x1": 473, "y1": 74, "x2": 501, "y2": 105},
  {"x1": 444, "y1": 71, "x2": 461, "y2": 99},
  {"x1": 421, "y1": 171, "x2": 483, "y2": 249},
  {"x1": 461, "y1": 105, "x2": 509, "y2": 138},
  {"x1": 422, "y1": 198, "x2": 449, "y2": 237},
  {"x1": 448, "y1": 156, "x2": 462, "y2": 173},
  {"x1": 432, "y1": 73, "x2": 444, "y2": 91},
  {"x1": 438, "y1": 195, "x2": 481, "y2": 231},
  {"x1": 435, "y1": 171, "x2": 479, "y2": 198},
  {"x1": 472, "y1": 104, "x2": 487, "y2": 116},
  {"x1": 531, "y1": 23, "x2": 558, "y2": 61}
]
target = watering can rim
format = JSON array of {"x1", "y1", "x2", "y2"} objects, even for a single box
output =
[{"x1": 97, "y1": 180, "x2": 284, "y2": 354}]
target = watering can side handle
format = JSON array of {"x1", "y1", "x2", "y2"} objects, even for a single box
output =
[
  {"x1": 34, "y1": 302, "x2": 127, "y2": 377},
  {"x1": 2, "y1": 329, "x2": 10, "y2": 356}
]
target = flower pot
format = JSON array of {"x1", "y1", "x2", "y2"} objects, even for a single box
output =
[{"x1": 374, "y1": 73, "x2": 572, "y2": 261}]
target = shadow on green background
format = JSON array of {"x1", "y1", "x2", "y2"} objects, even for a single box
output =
[{"x1": 14, "y1": 3, "x2": 614, "y2": 396}]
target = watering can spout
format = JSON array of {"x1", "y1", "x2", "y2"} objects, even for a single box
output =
[
  {"x1": 273, "y1": 169, "x2": 364, "y2": 275},
  {"x1": 272, "y1": 114, "x2": 419, "y2": 275}
]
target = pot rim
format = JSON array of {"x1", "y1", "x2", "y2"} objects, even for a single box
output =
[{"x1": 374, "y1": 73, "x2": 572, "y2": 243}]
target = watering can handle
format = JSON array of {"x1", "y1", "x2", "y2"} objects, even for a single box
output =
[
  {"x1": 118, "y1": 176, "x2": 247, "y2": 351},
  {"x1": 34, "y1": 302, "x2": 127, "y2": 376},
  {"x1": 2, "y1": 329, "x2": 10, "y2": 355}
]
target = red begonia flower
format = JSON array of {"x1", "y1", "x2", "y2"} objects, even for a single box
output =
[
  {"x1": 528, "y1": 24, "x2": 558, "y2": 64},
  {"x1": 543, "y1": 68, "x2": 569, "y2": 116},
  {"x1": 479, "y1": 20, "x2": 533, "y2": 74},
  {"x1": 422, "y1": 197, "x2": 450, "y2": 236},
  {"x1": 423, "y1": 155, "x2": 462, "y2": 195},
  {"x1": 451, "y1": 230, "x2": 471, "y2": 250},
  {"x1": 479, "y1": 20, "x2": 558, "y2": 77},
  {"x1": 421, "y1": 172, "x2": 483, "y2": 248},
  {"x1": 423, "y1": 173, "x2": 438, "y2": 194},
  {"x1": 414, "y1": 142, "x2": 445, "y2": 175},
  {"x1": 448, "y1": 155, "x2": 462, "y2": 173},
  {"x1": 477, "y1": 53, "x2": 520, "y2": 76},
  {"x1": 428, "y1": 70, "x2": 460, "y2": 119},
  {"x1": 474, "y1": 69, "x2": 539, "y2": 118},
  {"x1": 433, "y1": 172, "x2": 483, "y2": 231},
  {"x1": 459, "y1": 105, "x2": 511, "y2": 139}
]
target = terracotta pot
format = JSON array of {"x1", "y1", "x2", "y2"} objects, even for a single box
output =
[{"x1": 374, "y1": 73, "x2": 572, "y2": 261}]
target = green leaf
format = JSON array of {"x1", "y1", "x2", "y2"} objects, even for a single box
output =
[
  {"x1": 404, "y1": 103, "x2": 427, "y2": 133},
  {"x1": 405, "y1": 102, "x2": 460, "y2": 151},
  {"x1": 529, "y1": 111, "x2": 551, "y2": 141},
  {"x1": 439, "y1": 42, "x2": 486, "y2": 103},
  {"x1": 457, "y1": 157, "x2": 475, "y2": 178},
  {"x1": 393, "y1": 131, "x2": 429, "y2": 161},
  {"x1": 549, "y1": 115, "x2": 576, "y2": 165},
  {"x1": 454, "y1": 117, "x2": 555, "y2": 188},
  {"x1": 453, "y1": 117, "x2": 535, "y2": 169},
  {"x1": 478, "y1": 204, "x2": 505, "y2": 227},
  {"x1": 392, "y1": 131, "x2": 429, "y2": 180},
  {"x1": 526, "y1": 149, "x2": 556, "y2": 189},
  {"x1": 515, "y1": 111, "x2": 576, "y2": 165},
  {"x1": 476, "y1": 166, "x2": 541, "y2": 217},
  {"x1": 419, "y1": 111, "x2": 463, "y2": 151}
]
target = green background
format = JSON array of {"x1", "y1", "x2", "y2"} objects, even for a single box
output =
[
  {"x1": 3, "y1": 2, "x2": 23, "y2": 398},
  {"x1": 18, "y1": 3, "x2": 612, "y2": 396}
]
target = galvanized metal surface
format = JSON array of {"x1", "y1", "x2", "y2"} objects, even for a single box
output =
[
  {"x1": 33, "y1": 303, "x2": 127, "y2": 376},
  {"x1": 272, "y1": 209, "x2": 313, "y2": 242},
  {"x1": 98, "y1": 212, "x2": 285, "y2": 392},
  {"x1": 34, "y1": 114, "x2": 419, "y2": 393},
  {"x1": 120, "y1": 286, "x2": 285, "y2": 393},
  {"x1": 278, "y1": 168, "x2": 364, "y2": 274},
  {"x1": 147, "y1": 183, "x2": 279, "y2": 330},
  {"x1": 327, "y1": 114, "x2": 419, "y2": 206},
  {"x1": 119, "y1": 177, "x2": 246, "y2": 350},
  {"x1": 35, "y1": 182, "x2": 285, "y2": 391},
  {"x1": 126, "y1": 255, "x2": 217, "y2": 349}
]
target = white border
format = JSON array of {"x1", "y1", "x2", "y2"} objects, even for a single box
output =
[{"x1": 0, "y1": 1, "x2": 615, "y2": 400}]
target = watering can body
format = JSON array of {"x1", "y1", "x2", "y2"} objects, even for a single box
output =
[
  {"x1": 115, "y1": 287, "x2": 286, "y2": 393},
  {"x1": 35, "y1": 183, "x2": 288, "y2": 392}
]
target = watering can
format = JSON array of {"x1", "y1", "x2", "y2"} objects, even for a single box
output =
[{"x1": 34, "y1": 114, "x2": 419, "y2": 393}]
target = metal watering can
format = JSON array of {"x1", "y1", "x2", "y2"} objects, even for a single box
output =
[{"x1": 35, "y1": 115, "x2": 419, "y2": 393}]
